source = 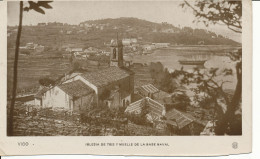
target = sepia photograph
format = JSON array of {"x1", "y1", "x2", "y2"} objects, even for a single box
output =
[
  {"x1": 0, "y1": 0, "x2": 253, "y2": 156},
  {"x1": 6, "y1": 0, "x2": 243, "y2": 137}
]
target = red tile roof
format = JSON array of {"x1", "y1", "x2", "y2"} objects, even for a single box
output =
[{"x1": 58, "y1": 80, "x2": 94, "y2": 98}]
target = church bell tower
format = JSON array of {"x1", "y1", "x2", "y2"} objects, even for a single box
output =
[{"x1": 110, "y1": 39, "x2": 124, "y2": 67}]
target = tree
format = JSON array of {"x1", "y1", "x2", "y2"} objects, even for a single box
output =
[
  {"x1": 149, "y1": 62, "x2": 176, "y2": 93},
  {"x1": 180, "y1": 0, "x2": 242, "y2": 135},
  {"x1": 38, "y1": 77, "x2": 55, "y2": 87},
  {"x1": 8, "y1": 1, "x2": 53, "y2": 136},
  {"x1": 181, "y1": 0, "x2": 242, "y2": 33}
]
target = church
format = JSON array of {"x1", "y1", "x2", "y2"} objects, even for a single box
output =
[{"x1": 35, "y1": 39, "x2": 135, "y2": 112}]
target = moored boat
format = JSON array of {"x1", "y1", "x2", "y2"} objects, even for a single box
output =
[{"x1": 178, "y1": 60, "x2": 206, "y2": 65}]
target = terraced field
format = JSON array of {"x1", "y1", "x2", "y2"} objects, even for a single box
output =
[{"x1": 7, "y1": 50, "x2": 71, "y2": 96}]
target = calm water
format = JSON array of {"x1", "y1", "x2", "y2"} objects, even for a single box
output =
[{"x1": 130, "y1": 46, "x2": 239, "y2": 90}]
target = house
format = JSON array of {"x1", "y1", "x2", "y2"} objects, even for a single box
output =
[
  {"x1": 84, "y1": 23, "x2": 93, "y2": 28},
  {"x1": 142, "y1": 44, "x2": 155, "y2": 51},
  {"x1": 38, "y1": 23, "x2": 46, "y2": 26},
  {"x1": 165, "y1": 109, "x2": 205, "y2": 135},
  {"x1": 152, "y1": 43, "x2": 170, "y2": 48},
  {"x1": 84, "y1": 47, "x2": 99, "y2": 54},
  {"x1": 26, "y1": 42, "x2": 35, "y2": 50},
  {"x1": 161, "y1": 28, "x2": 175, "y2": 33},
  {"x1": 123, "y1": 55, "x2": 133, "y2": 67},
  {"x1": 137, "y1": 84, "x2": 172, "y2": 106},
  {"x1": 40, "y1": 80, "x2": 95, "y2": 112},
  {"x1": 198, "y1": 41, "x2": 205, "y2": 45},
  {"x1": 122, "y1": 38, "x2": 138, "y2": 46},
  {"x1": 137, "y1": 84, "x2": 160, "y2": 98},
  {"x1": 71, "y1": 48, "x2": 83, "y2": 53},
  {"x1": 65, "y1": 47, "x2": 72, "y2": 52},
  {"x1": 35, "y1": 45, "x2": 45, "y2": 53},
  {"x1": 66, "y1": 30, "x2": 72, "y2": 35},
  {"x1": 34, "y1": 87, "x2": 50, "y2": 106},
  {"x1": 125, "y1": 97, "x2": 166, "y2": 123}
]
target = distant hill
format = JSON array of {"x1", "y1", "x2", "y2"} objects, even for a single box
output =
[
  {"x1": 7, "y1": 17, "x2": 240, "y2": 51},
  {"x1": 79, "y1": 17, "x2": 240, "y2": 46}
]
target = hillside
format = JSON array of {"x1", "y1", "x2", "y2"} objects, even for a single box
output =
[
  {"x1": 80, "y1": 17, "x2": 240, "y2": 45},
  {"x1": 7, "y1": 17, "x2": 240, "y2": 51}
]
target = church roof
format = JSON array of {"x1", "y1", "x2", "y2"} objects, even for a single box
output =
[
  {"x1": 80, "y1": 66, "x2": 133, "y2": 87},
  {"x1": 58, "y1": 80, "x2": 94, "y2": 98}
]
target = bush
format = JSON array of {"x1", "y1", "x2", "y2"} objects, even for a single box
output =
[{"x1": 38, "y1": 77, "x2": 55, "y2": 87}]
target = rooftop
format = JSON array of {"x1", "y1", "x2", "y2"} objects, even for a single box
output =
[
  {"x1": 138, "y1": 84, "x2": 159, "y2": 95},
  {"x1": 165, "y1": 109, "x2": 195, "y2": 129},
  {"x1": 125, "y1": 97, "x2": 165, "y2": 118},
  {"x1": 80, "y1": 66, "x2": 133, "y2": 87},
  {"x1": 58, "y1": 80, "x2": 94, "y2": 98}
]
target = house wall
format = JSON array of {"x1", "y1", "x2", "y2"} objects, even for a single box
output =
[
  {"x1": 73, "y1": 93, "x2": 97, "y2": 113},
  {"x1": 42, "y1": 86, "x2": 72, "y2": 110},
  {"x1": 121, "y1": 95, "x2": 131, "y2": 107},
  {"x1": 24, "y1": 100, "x2": 35, "y2": 106},
  {"x1": 109, "y1": 91, "x2": 121, "y2": 109},
  {"x1": 34, "y1": 98, "x2": 41, "y2": 106},
  {"x1": 98, "y1": 75, "x2": 133, "y2": 97},
  {"x1": 98, "y1": 75, "x2": 133, "y2": 106}
]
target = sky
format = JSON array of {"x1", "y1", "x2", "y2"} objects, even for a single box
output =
[{"x1": 7, "y1": 1, "x2": 241, "y2": 42}]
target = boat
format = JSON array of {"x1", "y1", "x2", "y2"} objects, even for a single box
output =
[
  {"x1": 178, "y1": 60, "x2": 206, "y2": 66},
  {"x1": 178, "y1": 54, "x2": 208, "y2": 66}
]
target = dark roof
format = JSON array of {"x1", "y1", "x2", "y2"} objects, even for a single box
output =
[
  {"x1": 16, "y1": 95, "x2": 35, "y2": 102},
  {"x1": 58, "y1": 80, "x2": 94, "y2": 98},
  {"x1": 80, "y1": 66, "x2": 132, "y2": 87}
]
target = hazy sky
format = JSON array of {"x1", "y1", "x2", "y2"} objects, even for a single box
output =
[{"x1": 7, "y1": 1, "x2": 241, "y2": 42}]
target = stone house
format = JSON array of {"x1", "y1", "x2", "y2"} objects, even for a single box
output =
[{"x1": 40, "y1": 80, "x2": 95, "y2": 113}]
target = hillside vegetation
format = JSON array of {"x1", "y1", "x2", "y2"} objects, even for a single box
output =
[{"x1": 7, "y1": 17, "x2": 240, "y2": 51}]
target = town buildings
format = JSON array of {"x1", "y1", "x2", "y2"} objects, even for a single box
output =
[{"x1": 35, "y1": 39, "x2": 134, "y2": 111}]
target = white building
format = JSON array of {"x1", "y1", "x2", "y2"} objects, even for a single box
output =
[{"x1": 36, "y1": 80, "x2": 95, "y2": 112}]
